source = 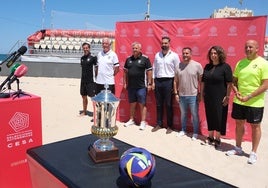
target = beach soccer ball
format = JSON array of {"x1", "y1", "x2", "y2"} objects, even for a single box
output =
[{"x1": 119, "y1": 147, "x2": 156, "y2": 187}]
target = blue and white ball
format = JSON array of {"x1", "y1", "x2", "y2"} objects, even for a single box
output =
[{"x1": 119, "y1": 147, "x2": 156, "y2": 187}]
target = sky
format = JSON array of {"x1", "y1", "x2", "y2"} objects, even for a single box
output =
[{"x1": 0, "y1": 0, "x2": 267, "y2": 53}]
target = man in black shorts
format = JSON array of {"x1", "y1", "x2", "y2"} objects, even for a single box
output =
[
  {"x1": 226, "y1": 40, "x2": 268, "y2": 164},
  {"x1": 123, "y1": 42, "x2": 152, "y2": 130},
  {"x1": 79, "y1": 42, "x2": 97, "y2": 116}
]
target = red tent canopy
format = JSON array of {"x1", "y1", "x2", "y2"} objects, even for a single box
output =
[{"x1": 27, "y1": 29, "x2": 115, "y2": 46}]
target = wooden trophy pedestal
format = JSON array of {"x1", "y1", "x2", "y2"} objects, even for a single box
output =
[{"x1": 88, "y1": 145, "x2": 119, "y2": 163}]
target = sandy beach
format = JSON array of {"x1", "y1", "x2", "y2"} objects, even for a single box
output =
[{"x1": 3, "y1": 76, "x2": 267, "y2": 188}]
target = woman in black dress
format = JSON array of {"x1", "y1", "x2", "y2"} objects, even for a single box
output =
[{"x1": 201, "y1": 46, "x2": 232, "y2": 148}]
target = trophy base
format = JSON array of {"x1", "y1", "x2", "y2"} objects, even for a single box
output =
[{"x1": 88, "y1": 145, "x2": 119, "y2": 163}]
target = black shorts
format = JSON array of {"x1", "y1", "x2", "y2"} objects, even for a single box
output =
[
  {"x1": 231, "y1": 103, "x2": 264, "y2": 124},
  {"x1": 80, "y1": 82, "x2": 95, "y2": 97},
  {"x1": 95, "y1": 84, "x2": 115, "y2": 95}
]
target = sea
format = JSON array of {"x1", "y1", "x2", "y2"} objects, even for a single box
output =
[{"x1": 0, "y1": 54, "x2": 7, "y2": 62}]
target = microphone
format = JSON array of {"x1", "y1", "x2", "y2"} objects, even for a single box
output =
[
  {"x1": 0, "y1": 63, "x2": 21, "y2": 92},
  {"x1": 7, "y1": 64, "x2": 28, "y2": 86},
  {"x1": 10, "y1": 63, "x2": 21, "y2": 73},
  {"x1": 5, "y1": 46, "x2": 27, "y2": 68}
]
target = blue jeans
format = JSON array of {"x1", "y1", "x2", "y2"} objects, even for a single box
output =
[{"x1": 179, "y1": 96, "x2": 199, "y2": 134}]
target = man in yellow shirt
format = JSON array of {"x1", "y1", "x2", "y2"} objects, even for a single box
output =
[{"x1": 226, "y1": 40, "x2": 268, "y2": 164}]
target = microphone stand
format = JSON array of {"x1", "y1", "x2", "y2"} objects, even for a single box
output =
[
  {"x1": 0, "y1": 77, "x2": 12, "y2": 98},
  {"x1": 10, "y1": 78, "x2": 31, "y2": 99}
]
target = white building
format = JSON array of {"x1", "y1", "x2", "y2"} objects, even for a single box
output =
[{"x1": 210, "y1": 6, "x2": 253, "y2": 18}]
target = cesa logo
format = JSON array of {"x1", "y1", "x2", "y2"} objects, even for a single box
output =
[
  {"x1": 7, "y1": 112, "x2": 33, "y2": 149},
  {"x1": 7, "y1": 138, "x2": 33, "y2": 149},
  {"x1": 9, "y1": 112, "x2": 29, "y2": 132}
]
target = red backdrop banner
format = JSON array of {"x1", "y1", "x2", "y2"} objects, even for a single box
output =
[{"x1": 115, "y1": 16, "x2": 267, "y2": 141}]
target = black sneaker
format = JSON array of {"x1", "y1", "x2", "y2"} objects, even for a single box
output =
[
  {"x1": 214, "y1": 139, "x2": 221, "y2": 149},
  {"x1": 207, "y1": 137, "x2": 214, "y2": 145}
]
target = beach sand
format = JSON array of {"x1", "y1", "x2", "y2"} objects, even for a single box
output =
[{"x1": 4, "y1": 76, "x2": 268, "y2": 188}]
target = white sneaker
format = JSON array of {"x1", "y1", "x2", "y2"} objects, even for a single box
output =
[
  {"x1": 124, "y1": 119, "x2": 135, "y2": 127},
  {"x1": 139, "y1": 121, "x2": 146, "y2": 130},
  {"x1": 248, "y1": 152, "x2": 257, "y2": 164},
  {"x1": 226, "y1": 146, "x2": 243, "y2": 156},
  {"x1": 177, "y1": 131, "x2": 186, "y2": 137},
  {"x1": 192, "y1": 134, "x2": 198, "y2": 141}
]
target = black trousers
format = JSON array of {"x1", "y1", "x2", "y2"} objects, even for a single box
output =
[{"x1": 154, "y1": 78, "x2": 174, "y2": 128}]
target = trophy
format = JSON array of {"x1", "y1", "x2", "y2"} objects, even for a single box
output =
[{"x1": 88, "y1": 85, "x2": 120, "y2": 163}]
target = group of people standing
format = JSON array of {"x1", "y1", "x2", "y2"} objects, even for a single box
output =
[
  {"x1": 79, "y1": 37, "x2": 268, "y2": 165},
  {"x1": 201, "y1": 40, "x2": 268, "y2": 165},
  {"x1": 79, "y1": 38, "x2": 119, "y2": 117}
]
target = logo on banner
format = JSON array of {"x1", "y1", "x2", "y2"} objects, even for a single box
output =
[
  {"x1": 161, "y1": 29, "x2": 169, "y2": 37},
  {"x1": 120, "y1": 29, "x2": 127, "y2": 37},
  {"x1": 208, "y1": 26, "x2": 218, "y2": 36},
  {"x1": 145, "y1": 45, "x2": 154, "y2": 55},
  {"x1": 120, "y1": 92, "x2": 127, "y2": 101},
  {"x1": 192, "y1": 46, "x2": 200, "y2": 56},
  {"x1": 228, "y1": 26, "x2": 238, "y2": 36},
  {"x1": 133, "y1": 28, "x2": 140, "y2": 37},
  {"x1": 146, "y1": 27, "x2": 154, "y2": 37},
  {"x1": 176, "y1": 46, "x2": 182, "y2": 55},
  {"x1": 6, "y1": 112, "x2": 34, "y2": 149},
  {"x1": 176, "y1": 27, "x2": 184, "y2": 37},
  {"x1": 227, "y1": 46, "x2": 236, "y2": 57},
  {"x1": 120, "y1": 45, "x2": 127, "y2": 54},
  {"x1": 247, "y1": 25, "x2": 257, "y2": 36},
  {"x1": 119, "y1": 108, "x2": 127, "y2": 118},
  {"x1": 192, "y1": 27, "x2": 200, "y2": 36}
]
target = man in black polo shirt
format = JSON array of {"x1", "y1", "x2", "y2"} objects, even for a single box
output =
[
  {"x1": 123, "y1": 42, "x2": 153, "y2": 130},
  {"x1": 79, "y1": 42, "x2": 97, "y2": 116}
]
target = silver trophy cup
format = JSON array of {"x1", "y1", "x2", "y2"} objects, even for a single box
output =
[{"x1": 89, "y1": 85, "x2": 120, "y2": 163}]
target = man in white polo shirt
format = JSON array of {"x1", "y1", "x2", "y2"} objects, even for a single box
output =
[
  {"x1": 95, "y1": 37, "x2": 119, "y2": 94},
  {"x1": 151, "y1": 36, "x2": 180, "y2": 134}
]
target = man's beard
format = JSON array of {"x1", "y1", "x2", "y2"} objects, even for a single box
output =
[{"x1": 161, "y1": 46, "x2": 168, "y2": 51}]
